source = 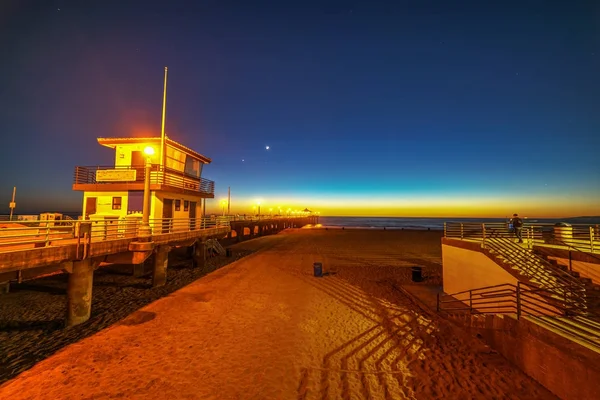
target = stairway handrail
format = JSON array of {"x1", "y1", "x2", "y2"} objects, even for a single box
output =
[
  {"x1": 437, "y1": 282, "x2": 597, "y2": 318},
  {"x1": 486, "y1": 230, "x2": 585, "y2": 291}
]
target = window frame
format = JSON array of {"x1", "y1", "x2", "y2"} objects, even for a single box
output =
[{"x1": 112, "y1": 197, "x2": 122, "y2": 210}]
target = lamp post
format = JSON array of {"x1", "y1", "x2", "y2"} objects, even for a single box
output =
[
  {"x1": 140, "y1": 146, "x2": 155, "y2": 237},
  {"x1": 257, "y1": 201, "x2": 261, "y2": 217}
]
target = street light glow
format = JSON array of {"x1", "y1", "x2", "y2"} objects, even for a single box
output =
[{"x1": 144, "y1": 146, "x2": 155, "y2": 156}]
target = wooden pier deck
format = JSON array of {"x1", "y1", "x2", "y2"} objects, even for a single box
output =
[{"x1": 0, "y1": 216, "x2": 317, "y2": 327}]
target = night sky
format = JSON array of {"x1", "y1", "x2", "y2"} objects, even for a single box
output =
[{"x1": 1, "y1": 0, "x2": 598, "y2": 217}]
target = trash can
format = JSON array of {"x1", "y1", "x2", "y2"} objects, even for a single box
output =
[
  {"x1": 313, "y1": 262, "x2": 323, "y2": 277},
  {"x1": 553, "y1": 222, "x2": 573, "y2": 243},
  {"x1": 411, "y1": 266, "x2": 423, "y2": 282}
]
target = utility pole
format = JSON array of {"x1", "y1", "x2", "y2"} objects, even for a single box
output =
[
  {"x1": 160, "y1": 67, "x2": 168, "y2": 168},
  {"x1": 9, "y1": 187, "x2": 16, "y2": 221},
  {"x1": 228, "y1": 186, "x2": 231, "y2": 215}
]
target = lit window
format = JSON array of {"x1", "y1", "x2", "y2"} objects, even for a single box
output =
[
  {"x1": 184, "y1": 200, "x2": 189, "y2": 211},
  {"x1": 175, "y1": 199, "x2": 181, "y2": 211},
  {"x1": 112, "y1": 197, "x2": 122, "y2": 210}
]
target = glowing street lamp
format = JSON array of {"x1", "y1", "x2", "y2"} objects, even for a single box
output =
[
  {"x1": 140, "y1": 146, "x2": 155, "y2": 236},
  {"x1": 220, "y1": 199, "x2": 228, "y2": 216}
]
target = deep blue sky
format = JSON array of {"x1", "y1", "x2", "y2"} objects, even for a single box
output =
[{"x1": 1, "y1": 0, "x2": 599, "y2": 217}]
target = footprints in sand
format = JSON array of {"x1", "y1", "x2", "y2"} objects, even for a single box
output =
[{"x1": 294, "y1": 275, "x2": 555, "y2": 399}]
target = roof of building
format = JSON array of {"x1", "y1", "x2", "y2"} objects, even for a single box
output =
[{"x1": 97, "y1": 137, "x2": 212, "y2": 164}]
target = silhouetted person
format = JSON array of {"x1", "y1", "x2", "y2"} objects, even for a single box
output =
[{"x1": 510, "y1": 213, "x2": 523, "y2": 243}]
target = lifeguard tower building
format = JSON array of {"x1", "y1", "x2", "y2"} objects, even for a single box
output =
[{"x1": 72, "y1": 137, "x2": 215, "y2": 229}]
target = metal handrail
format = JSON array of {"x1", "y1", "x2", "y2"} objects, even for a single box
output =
[
  {"x1": 484, "y1": 231, "x2": 587, "y2": 309},
  {"x1": 0, "y1": 215, "x2": 311, "y2": 249},
  {"x1": 437, "y1": 282, "x2": 597, "y2": 318},
  {"x1": 546, "y1": 239, "x2": 600, "y2": 264},
  {"x1": 73, "y1": 165, "x2": 215, "y2": 196},
  {"x1": 444, "y1": 221, "x2": 599, "y2": 252}
]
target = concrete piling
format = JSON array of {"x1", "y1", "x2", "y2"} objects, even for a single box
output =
[
  {"x1": 152, "y1": 246, "x2": 170, "y2": 287},
  {"x1": 193, "y1": 241, "x2": 206, "y2": 269},
  {"x1": 66, "y1": 259, "x2": 94, "y2": 327},
  {"x1": 133, "y1": 263, "x2": 146, "y2": 277}
]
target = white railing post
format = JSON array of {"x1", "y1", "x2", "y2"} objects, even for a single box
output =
[
  {"x1": 460, "y1": 223, "x2": 464, "y2": 240},
  {"x1": 590, "y1": 226, "x2": 595, "y2": 253},
  {"x1": 443, "y1": 222, "x2": 447, "y2": 237},
  {"x1": 482, "y1": 223, "x2": 486, "y2": 247},
  {"x1": 45, "y1": 226, "x2": 50, "y2": 247}
]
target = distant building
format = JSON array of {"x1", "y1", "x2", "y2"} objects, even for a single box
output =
[{"x1": 72, "y1": 137, "x2": 215, "y2": 226}]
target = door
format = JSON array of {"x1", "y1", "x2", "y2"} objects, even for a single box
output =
[
  {"x1": 128, "y1": 191, "x2": 143, "y2": 214},
  {"x1": 85, "y1": 197, "x2": 97, "y2": 219},
  {"x1": 131, "y1": 151, "x2": 145, "y2": 182},
  {"x1": 162, "y1": 198, "x2": 173, "y2": 233},
  {"x1": 189, "y1": 201, "x2": 197, "y2": 230}
]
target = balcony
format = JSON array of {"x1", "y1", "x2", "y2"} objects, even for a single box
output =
[{"x1": 73, "y1": 165, "x2": 215, "y2": 197}]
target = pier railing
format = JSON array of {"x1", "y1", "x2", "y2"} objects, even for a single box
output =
[
  {"x1": 0, "y1": 215, "x2": 309, "y2": 249},
  {"x1": 444, "y1": 222, "x2": 599, "y2": 252},
  {"x1": 0, "y1": 217, "x2": 226, "y2": 249},
  {"x1": 73, "y1": 165, "x2": 215, "y2": 196}
]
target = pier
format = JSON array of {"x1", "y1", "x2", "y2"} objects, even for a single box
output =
[{"x1": 0, "y1": 215, "x2": 317, "y2": 327}]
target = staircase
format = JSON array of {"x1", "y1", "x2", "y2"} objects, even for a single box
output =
[
  {"x1": 205, "y1": 239, "x2": 225, "y2": 256},
  {"x1": 533, "y1": 246, "x2": 600, "y2": 312},
  {"x1": 483, "y1": 232, "x2": 589, "y2": 313}
]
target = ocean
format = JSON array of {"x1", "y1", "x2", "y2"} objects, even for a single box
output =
[{"x1": 318, "y1": 216, "x2": 600, "y2": 230}]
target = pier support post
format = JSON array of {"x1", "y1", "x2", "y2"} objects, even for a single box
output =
[
  {"x1": 193, "y1": 240, "x2": 206, "y2": 269},
  {"x1": 133, "y1": 263, "x2": 146, "y2": 277},
  {"x1": 66, "y1": 259, "x2": 94, "y2": 327},
  {"x1": 0, "y1": 281, "x2": 9, "y2": 294},
  {"x1": 152, "y1": 245, "x2": 170, "y2": 287}
]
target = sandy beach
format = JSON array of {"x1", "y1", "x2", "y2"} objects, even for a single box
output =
[{"x1": 0, "y1": 228, "x2": 556, "y2": 399}]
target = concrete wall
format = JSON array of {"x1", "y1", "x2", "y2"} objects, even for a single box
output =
[
  {"x1": 456, "y1": 314, "x2": 600, "y2": 400},
  {"x1": 153, "y1": 192, "x2": 203, "y2": 219},
  {"x1": 82, "y1": 190, "x2": 204, "y2": 223},
  {"x1": 82, "y1": 191, "x2": 129, "y2": 218},
  {"x1": 114, "y1": 143, "x2": 160, "y2": 167},
  {"x1": 442, "y1": 242, "x2": 518, "y2": 295}
]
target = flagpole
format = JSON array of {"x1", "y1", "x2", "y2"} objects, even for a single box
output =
[{"x1": 160, "y1": 67, "x2": 168, "y2": 168}]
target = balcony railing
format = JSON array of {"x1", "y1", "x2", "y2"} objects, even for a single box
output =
[{"x1": 73, "y1": 165, "x2": 215, "y2": 196}]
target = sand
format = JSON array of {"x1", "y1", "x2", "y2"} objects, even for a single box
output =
[{"x1": 0, "y1": 229, "x2": 556, "y2": 399}]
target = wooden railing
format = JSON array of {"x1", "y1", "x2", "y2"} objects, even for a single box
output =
[{"x1": 73, "y1": 165, "x2": 215, "y2": 196}]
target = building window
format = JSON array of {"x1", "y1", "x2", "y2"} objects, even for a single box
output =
[
  {"x1": 175, "y1": 199, "x2": 181, "y2": 211},
  {"x1": 112, "y1": 197, "x2": 122, "y2": 210},
  {"x1": 184, "y1": 200, "x2": 189, "y2": 211}
]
